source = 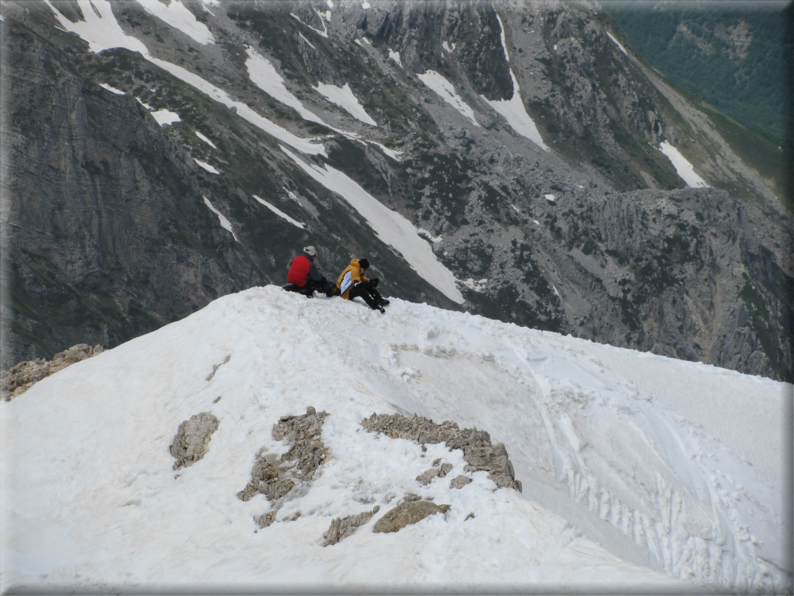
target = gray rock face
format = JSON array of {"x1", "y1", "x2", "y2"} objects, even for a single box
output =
[
  {"x1": 1, "y1": 22, "x2": 264, "y2": 369},
  {"x1": 372, "y1": 500, "x2": 449, "y2": 534},
  {"x1": 362, "y1": 412, "x2": 521, "y2": 492},
  {"x1": 0, "y1": 343, "x2": 103, "y2": 401},
  {"x1": 170, "y1": 412, "x2": 220, "y2": 470},
  {"x1": 3, "y1": 2, "x2": 790, "y2": 381}
]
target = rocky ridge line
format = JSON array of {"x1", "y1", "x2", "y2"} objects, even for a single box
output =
[
  {"x1": 361, "y1": 412, "x2": 522, "y2": 492},
  {"x1": 0, "y1": 344, "x2": 104, "y2": 401}
]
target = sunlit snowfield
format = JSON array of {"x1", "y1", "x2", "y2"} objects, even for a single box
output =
[{"x1": 2, "y1": 286, "x2": 789, "y2": 593}]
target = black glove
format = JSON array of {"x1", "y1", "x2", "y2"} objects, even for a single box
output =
[{"x1": 371, "y1": 278, "x2": 379, "y2": 288}]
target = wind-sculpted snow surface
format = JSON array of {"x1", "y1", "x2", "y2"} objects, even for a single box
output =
[{"x1": 0, "y1": 287, "x2": 789, "y2": 593}]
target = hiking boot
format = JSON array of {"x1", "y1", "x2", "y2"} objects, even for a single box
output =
[{"x1": 378, "y1": 298, "x2": 390, "y2": 306}]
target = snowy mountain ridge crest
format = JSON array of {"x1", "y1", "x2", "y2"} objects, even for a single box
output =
[{"x1": 1, "y1": 286, "x2": 789, "y2": 593}]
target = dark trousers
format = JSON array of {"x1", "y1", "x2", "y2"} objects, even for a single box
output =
[
  {"x1": 349, "y1": 281, "x2": 383, "y2": 310},
  {"x1": 286, "y1": 277, "x2": 334, "y2": 297},
  {"x1": 304, "y1": 277, "x2": 335, "y2": 297}
]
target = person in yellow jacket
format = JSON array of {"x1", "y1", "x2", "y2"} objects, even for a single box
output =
[{"x1": 335, "y1": 258, "x2": 389, "y2": 312}]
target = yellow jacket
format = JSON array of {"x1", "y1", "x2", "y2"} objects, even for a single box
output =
[{"x1": 336, "y1": 259, "x2": 369, "y2": 299}]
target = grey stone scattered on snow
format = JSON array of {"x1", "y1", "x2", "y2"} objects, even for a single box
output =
[
  {"x1": 323, "y1": 506, "x2": 380, "y2": 546},
  {"x1": 416, "y1": 468, "x2": 440, "y2": 485},
  {"x1": 362, "y1": 413, "x2": 521, "y2": 492},
  {"x1": 417, "y1": 461, "x2": 454, "y2": 485},
  {"x1": 170, "y1": 412, "x2": 220, "y2": 470},
  {"x1": 373, "y1": 500, "x2": 450, "y2": 533},
  {"x1": 450, "y1": 475, "x2": 472, "y2": 489},
  {"x1": 1, "y1": 344, "x2": 103, "y2": 401}
]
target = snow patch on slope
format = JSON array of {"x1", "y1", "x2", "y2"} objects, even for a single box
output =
[
  {"x1": 194, "y1": 130, "x2": 217, "y2": 149},
  {"x1": 606, "y1": 32, "x2": 628, "y2": 56},
  {"x1": 483, "y1": 72, "x2": 549, "y2": 151},
  {"x1": 45, "y1": 0, "x2": 148, "y2": 54},
  {"x1": 203, "y1": 196, "x2": 237, "y2": 241},
  {"x1": 194, "y1": 158, "x2": 219, "y2": 174},
  {"x1": 100, "y1": 83, "x2": 125, "y2": 95},
  {"x1": 245, "y1": 48, "x2": 326, "y2": 127},
  {"x1": 389, "y1": 50, "x2": 402, "y2": 67},
  {"x1": 134, "y1": 0, "x2": 214, "y2": 45},
  {"x1": 253, "y1": 195, "x2": 305, "y2": 229},
  {"x1": 281, "y1": 146, "x2": 464, "y2": 304},
  {"x1": 495, "y1": 12, "x2": 509, "y2": 62},
  {"x1": 151, "y1": 109, "x2": 181, "y2": 126},
  {"x1": 315, "y1": 82, "x2": 377, "y2": 126},
  {"x1": 659, "y1": 142, "x2": 708, "y2": 188},
  {"x1": 47, "y1": 0, "x2": 327, "y2": 156},
  {"x1": 290, "y1": 12, "x2": 328, "y2": 38},
  {"x1": 417, "y1": 70, "x2": 479, "y2": 128}
]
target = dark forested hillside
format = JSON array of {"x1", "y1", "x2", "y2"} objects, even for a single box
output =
[{"x1": 604, "y1": 1, "x2": 793, "y2": 143}]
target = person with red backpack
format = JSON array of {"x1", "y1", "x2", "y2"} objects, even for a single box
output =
[{"x1": 284, "y1": 246, "x2": 337, "y2": 298}]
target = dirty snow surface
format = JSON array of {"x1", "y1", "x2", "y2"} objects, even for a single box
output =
[{"x1": 1, "y1": 287, "x2": 789, "y2": 594}]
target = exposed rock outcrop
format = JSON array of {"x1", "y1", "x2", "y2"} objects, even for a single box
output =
[
  {"x1": 323, "y1": 506, "x2": 380, "y2": 546},
  {"x1": 0, "y1": 344, "x2": 103, "y2": 401},
  {"x1": 372, "y1": 500, "x2": 450, "y2": 534},
  {"x1": 238, "y1": 407, "x2": 329, "y2": 528},
  {"x1": 362, "y1": 413, "x2": 522, "y2": 492},
  {"x1": 170, "y1": 412, "x2": 220, "y2": 470}
]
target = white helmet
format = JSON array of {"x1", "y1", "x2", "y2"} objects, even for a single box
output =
[{"x1": 303, "y1": 245, "x2": 317, "y2": 257}]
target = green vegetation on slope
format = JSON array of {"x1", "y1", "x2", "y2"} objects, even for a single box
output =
[{"x1": 604, "y1": 1, "x2": 793, "y2": 142}]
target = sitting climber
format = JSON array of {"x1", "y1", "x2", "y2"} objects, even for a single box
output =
[
  {"x1": 283, "y1": 246, "x2": 337, "y2": 298},
  {"x1": 336, "y1": 257, "x2": 389, "y2": 312}
]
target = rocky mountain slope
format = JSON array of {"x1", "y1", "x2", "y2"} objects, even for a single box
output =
[{"x1": 1, "y1": 0, "x2": 790, "y2": 381}]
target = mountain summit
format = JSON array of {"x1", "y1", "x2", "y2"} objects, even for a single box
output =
[
  {"x1": 1, "y1": 286, "x2": 789, "y2": 592},
  {"x1": 2, "y1": 0, "x2": 791, "y2": 380}
]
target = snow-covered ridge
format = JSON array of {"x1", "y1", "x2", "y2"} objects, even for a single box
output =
[{"x1": 1, "y1": 287, "x2": 788, "y2": 592}]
